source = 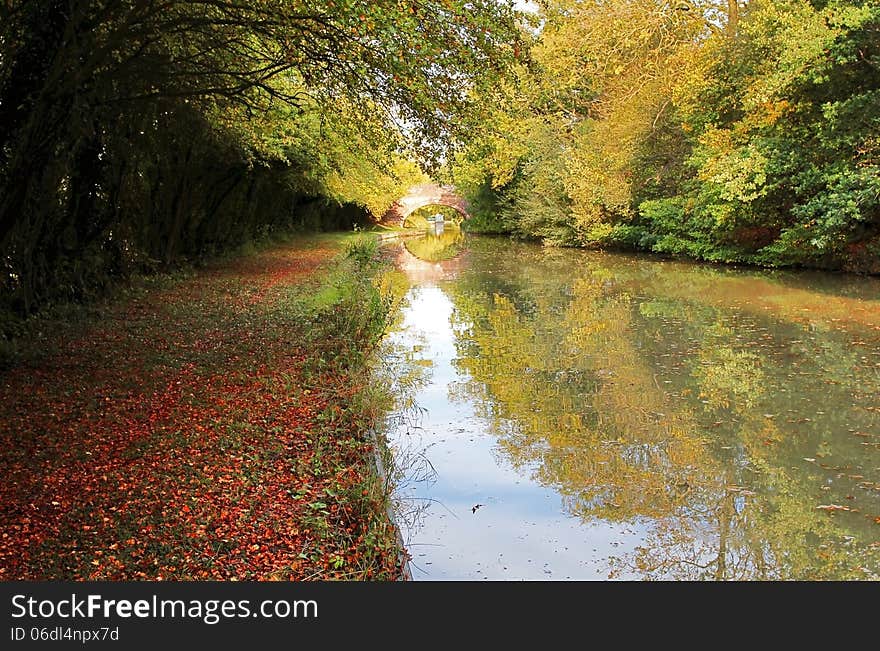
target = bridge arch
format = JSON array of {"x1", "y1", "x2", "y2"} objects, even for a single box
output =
[{"x1": 380, "y1": 183, "x2": 470, "y2": 227}]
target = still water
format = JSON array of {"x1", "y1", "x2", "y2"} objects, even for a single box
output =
[{"x1": 379, "y1": 227, "x2": 880, "y2": 580}]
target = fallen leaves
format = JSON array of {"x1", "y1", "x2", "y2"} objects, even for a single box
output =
[{"x1": 0, "y1": 237, "x2": 403, "y2": 581}]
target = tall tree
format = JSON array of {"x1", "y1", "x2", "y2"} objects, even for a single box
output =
[{"x1": 0, "y1": 0, "x2": 525, "y2": 313}]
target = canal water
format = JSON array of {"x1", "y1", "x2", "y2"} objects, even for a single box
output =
[{"x1": 379, "y1": 227, "x2": 880, "y2": 580}]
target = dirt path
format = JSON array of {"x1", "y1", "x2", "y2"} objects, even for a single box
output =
[{"x1": 0, "y1": 235, "x2": 404, "y2": 580}]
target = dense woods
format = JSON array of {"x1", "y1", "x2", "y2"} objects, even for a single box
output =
[
  {"x1": 2, "y1": 1, "x2": 878, "y2": 320},
  {"x1": 2, "y1": 1, "x2": 879, "y2": 585},
  {"x1": 0, "y1": 0, "x2": 522, "y2": 318},
  {"x1": 452, "y1": 0, "x2": 880, "y2": 273}
]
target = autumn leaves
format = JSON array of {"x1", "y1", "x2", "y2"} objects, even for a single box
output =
[{"x1": 0, "y1": 235, "x2": 403, "y2": 580}]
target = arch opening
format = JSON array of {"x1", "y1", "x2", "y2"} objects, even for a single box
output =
[
  {"x1": 379, "y1": 183, "x2": 470, "y2": 228},
  {"x1": 402, "y1": 204, "x2": 468, "y2": 229}
]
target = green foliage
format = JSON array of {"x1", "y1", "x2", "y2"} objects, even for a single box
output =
[
  {"x1": 0, "y1": 0, "x2": 525, "y2": 316},
  {"x1": 404, "y1": 205, "x2": 463, "y2": 229},
  {"x1": 451, "y1": 0, "x2": 880, "y2": 272},
  {"x1": 299, "y1": 238, "x2": 392, "y2": 372},
  {"x1": 344, "y1": 235, "x2": 382, "y2": 269},
  {"x1": 456, "y1": 178, "x2": 518, "y2": 234}
]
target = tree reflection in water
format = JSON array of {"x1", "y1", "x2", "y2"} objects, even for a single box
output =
[{"x1": 384, "y1": 235, "x2": 880, "y2": 579}]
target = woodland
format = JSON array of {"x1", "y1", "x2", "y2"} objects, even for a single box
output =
[
  {"x1": 2, "y1": 1, "x2": 878, "y2": 324},
  {"x1": 1, "y1": 0, "x2": 878, "y2": 582}
]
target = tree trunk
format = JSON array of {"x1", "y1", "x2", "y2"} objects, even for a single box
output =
[
  {"x1": 69, "y1": 133, "x2": 105, "y2": 250},
  {"x1": 164, "y1": 156, "x2": 193, "y2": 266},
  {"x1": 714, "y1": 493, "x2": 733, "y2": 580},
  {"x1": 0, "y1": 1, "x2": 70, "y2": 159},
  {"x1": 727, "y1": 0, "x2": 739, "y2": 38},
  {"x1": 0, "y1": 1, "x2": 75, "y2": 252}
]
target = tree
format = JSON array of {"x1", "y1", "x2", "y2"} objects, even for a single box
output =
[
  {"x1": 0, "y1": 0, "x2": 525, "y2": 314},
  {"x1": 453, "y1": 0, "x2": 880, "y2": 273}
]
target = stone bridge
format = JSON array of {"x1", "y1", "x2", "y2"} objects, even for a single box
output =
[{"x1": 380, "y1": 183, "x2": 469, "y2": 227}]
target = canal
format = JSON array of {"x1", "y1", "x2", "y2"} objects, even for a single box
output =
[{"x1": 379, "y1": 227, "x2": 880, "y2": 580}]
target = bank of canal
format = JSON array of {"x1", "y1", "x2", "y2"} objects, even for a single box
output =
[{"x1": 379, "y1": 228, "x2": 880, "y2": 580}]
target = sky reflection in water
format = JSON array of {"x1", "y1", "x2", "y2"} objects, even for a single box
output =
[{"x1": 381, "y1": 233, "x2": 880, "y2": 580}]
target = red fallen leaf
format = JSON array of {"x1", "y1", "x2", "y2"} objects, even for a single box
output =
[{"x1": 0, "y1": 241, "x2": 404, "y2": 581}]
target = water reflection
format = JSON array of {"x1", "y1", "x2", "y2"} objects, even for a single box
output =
[
  {"x1": 403, "y1": 225, "x2": 465, "y2": 262},
  {"x1": 382, "y1": 234, "x2": 880, "y2": 580}
]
